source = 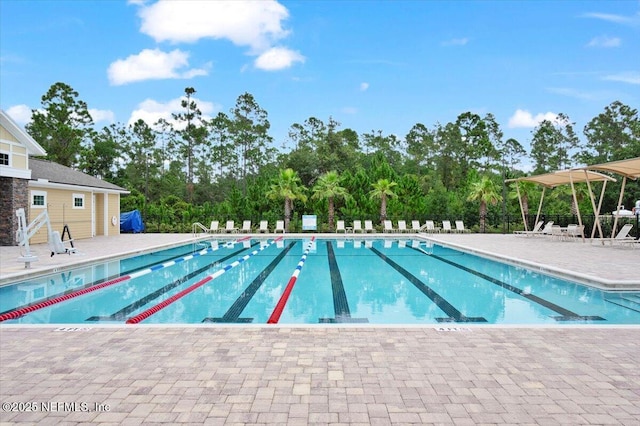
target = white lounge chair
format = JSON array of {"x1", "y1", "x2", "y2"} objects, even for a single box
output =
[
  {"x1": 455, "y1": 220, "x2": 469, "y2": 233},
  {"x1": 364, "y1": 220, "x2": 374, "y2": 233},
  {"x1": 383, "y1": 220, "x2": 395, "y2": 233},
  {"x1": 258, "y1": 220, "x2": 269, "y2": 233},
  {"x1": 336, "y1": 220, "x2": 346, "y2": 233},
  {"x1": 442, "y1": 220, "x2": 453, "y2": 233},
  {"x1": 397, "y1": 220, "x2": 409, "y2": 233},
  {"x1": 241, "y1": 220, "x2": 252, "y2": 233},
  {"x1": 274, "y1": 220, "x2": 285, "y2": 233},
  {"x1": 411, "y1": 220, "x2": 422, "y2": 232},
  {"x1": 538, "y1": 221, "x2": 555, "y2": 236},
  {"x1": 514, "y1": 221, "x2": 543, "y2": 237},
  {"x1": 208, "y1": 220, "x2": 220, "y2": 233},
  {"x1": 225, "y1": 220, "x2": 238, "y2": 233},
  {"x1": 353, "y1": 220, "x2": 363, "y2": 233},
  {"x1": 604, "y1": 224, "x2": 636, "y2": 247},
  {"x1": 420, "y1": 220, "x2": 440, "y2": 233}
]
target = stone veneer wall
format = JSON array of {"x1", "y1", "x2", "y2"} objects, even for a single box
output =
[{"x1": 0, "y1": 177, "x2": 28, "y2": 246}]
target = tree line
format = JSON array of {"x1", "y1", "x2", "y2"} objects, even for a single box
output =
[{"x1": 24, "y1": 82, "x2": 640, "y2": 233}]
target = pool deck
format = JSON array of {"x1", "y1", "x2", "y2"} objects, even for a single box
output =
[{"x1": 1, "y1": 233, "x2": 639, "y2": 424}]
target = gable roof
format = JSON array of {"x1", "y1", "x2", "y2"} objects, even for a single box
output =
[
  {"x1": 0, "y1": 109, "x2": 47, "y2": 156},
  {"x1": 29, "y1": 158, "x2": 128, "y2": 193}
]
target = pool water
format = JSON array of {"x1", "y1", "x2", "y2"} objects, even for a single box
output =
[{"x1": 1, "y1": 238, "x2": 639, "y2": 325}]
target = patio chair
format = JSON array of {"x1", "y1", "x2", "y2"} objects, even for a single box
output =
[
  {"x1": 241, "y1": 220, "x2": 252, "y2": 233},
  {"x1": 336, "y1": 220, "x2": 346, "y2": 233},
  {"x1": 258, "y1": 220, "x2": 269, "y2": 233},
  {"x1": 411, "y1": 220, "x2": 422, "y2": 232},
  {"x1": 383, "y1": 220, "x2": 395, "y2": 233},
  {"x1": 442, "y1": 220, "x2": 453, "y2": 233},
  {"x1": 608, "y1": 224, "x2": 636, "y2": 248},
  {"x1": 274, "y1": 220, "x2": 285, "y2": 233},
  {"x1": 455, "y1": 220, "x2": 470, "y2": 233},
  {"x1": 537, "y1": 221, "x2": 555, "y2": 236},
  {"x1": 550, "y1": 225, "x2": 567, "y2": 241},
  {"x1": 353, "y1": 220, "x2": 363, "y2": 233},
  {"x1": 420, "y1": 220, "x2": 440, "y2": 233},
  {"x1": 513, "y1": 220, "x2": 543, "y2": 237},
  {"x1": 208, "y1": 220, "x2": 220, "y2": 233},
  {"x1": 397, "y1": 220, "x2": 409, "y2": 233},
  {"x1": 225, "y1": 220, "x2": 238, "y2": 233},
  {"x1": 565, "y1": 224, "x2": 584, "y2": 239},
  {"x1": 364, "y1": 220, "x2": 374, "y2": 233}
]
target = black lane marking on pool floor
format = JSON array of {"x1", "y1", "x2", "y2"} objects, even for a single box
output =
[
  {"x1": 87, "y1": 242, "x2": 259, "y2": 322},
  {"x1": 410, "y1": 246, "x2": 605, "y2": 322},
  {"x1": 604, "y1": 296, "x2": 640, "y2": 314},
  {"x1": 203, "y1": 241, "x2": 297, "y2": 323},
  {"x1": 1, "y1": 243, "x2": 221, "y2": 318},
  {"x1": 319, "y1": 241, "x2": 369, "y2": 323},
  {"x1": 370, "y1": 247, "x2": 487, "y2": 323}
]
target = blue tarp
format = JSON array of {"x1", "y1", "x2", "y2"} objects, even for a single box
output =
[{"x1": 120, "y1": 210, "x2": 145, "y2": 233}]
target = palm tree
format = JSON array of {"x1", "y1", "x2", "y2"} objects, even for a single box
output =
[
  {"x1": 369, "y1": 178, "x2": 398, "y2": 223},
  {"x1": 266, "y1": 168, "x2": 307, "y2": 232},
  {"x1": 467, "y1": 176, "x2": 502, "y2": 233},
  {"x1": 312, "y1": 171, "x2": 349, "y2": 230}
]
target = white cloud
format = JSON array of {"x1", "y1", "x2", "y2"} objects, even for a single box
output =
[
  {"x1": 360, "y1": 82, "x2": 369, "y2": 91},
  {"x1": 6, "y1": 104, "x2": 32, "y2": 125},
  {"x1": 441, "y1": 37, "x2": 469, "y2": 46},
  {"x1": 586, "y1": 35, "x2": 621, "y2": 47},
  {"x1": 602, "y1": 71, "x2": 640, "y2": 85},
  {"x1": 508, "y1": 109, "x2": 565, "y2": 128},
  {"x1": 128, "y1": 97, "x2": 219, "y2": 129},
  {"x1": 254, "y1": 47, "x2": 305, "y2": 71},
  {"x1": 546, "y1": 87, "x2": 595, "y2": 100},
  {"x1": 581, "y1": 12, "x2": 639, "y2": 25},
  {"x1": 89, "y1": 109, "x2": 115, "y2": 124},
  {"x1": 137, "y1": 0, "x2": 290, "y2": 52},
  {"x1": 107, "y1": 48, "x2": 209, "y2": 85}
]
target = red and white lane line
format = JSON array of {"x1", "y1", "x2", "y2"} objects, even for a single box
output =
[
  {"x1": 267, "y1": 237, "x2": 316, "y2": 324},
  {"x1": 0, "y1": 237, "x2": 249, "y2": 323},
  {"x1": 126, "y1": 236, "x2": 284, "y2": 324}
]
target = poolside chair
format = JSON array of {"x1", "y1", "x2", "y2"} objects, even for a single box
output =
[
  {"x1": 411, "y1": 220, "x2": 422, "y2": 232},
  {"x1": 420, "y1": 220, "x2": 440, "y2": 233},
  {"x1": 550, "y1": 225, "x2": 567, "y2": 241},
  {"x1": 442, "y1": 220, "x2": 453, "y2": 233},
  {"x1": 383, "y1": 220, "x2": 395, "y2": 233},
  {"x1": 455, "y1": 220, "x2": 470, "y2": 233},
  {"x1": 513, "y1": 220, "x2": 543, "y2": 237},
  {"x1": 538, "y1": 221, "x2": 555, "y2": 236},
  {"x1": 336, "y1": 220, "x2": 346, "y2": 233},
  {"x1": 274, "y1": 220, "x2": 285, "y2": 233},
  {"x1": 258, "y1": 220, "x2": 269, "y2": 233},
  {"x1": 397, "y1": 220, "x2": 409, "y2": 233},
  {"x1": 364, "y1": 220, "x2": 374, "y2": 233},
  {"x1": 599, "y1": 224, "x2": 636, "y2": 247},
  {"x1": 565, "y1": 224, "x2": 584, "y2": 239},
  {"x1": 353, "y1": 220, "x2": 363, "y2": 233},
  {"x1": 241, "y1": 220, "x2": 252, "y2": 233},
  {"x1": 208, "y1": 220, "x2": 220, "y2": 233},
  {"x1": 225, "y1": 220, "x2": 238, "y2": 233}
]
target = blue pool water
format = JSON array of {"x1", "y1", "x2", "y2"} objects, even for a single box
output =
[{"x1": 1, "y1": 238, "x2": 639, "y2": 325}]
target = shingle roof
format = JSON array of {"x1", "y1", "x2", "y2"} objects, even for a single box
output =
[{"x1": 29, "y1": 158, "x2": 128, "y2": 192}]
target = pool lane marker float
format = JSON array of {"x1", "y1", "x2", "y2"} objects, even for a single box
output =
[
  {"x1": 267, "y1": 237, "x2": 316, "y2": 324},
  {"x1": 126, "y1": 236, "x2": 283, "y2": 324},
  {"x1": 0, "y1": 237, "x2": 250, "y2": 323}
]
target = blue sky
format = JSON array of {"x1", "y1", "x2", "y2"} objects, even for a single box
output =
[{"x1": 1, "y1": 0, "x2": 638, "y2": 168}]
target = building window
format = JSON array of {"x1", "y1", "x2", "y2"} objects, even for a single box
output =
[
  {"x1": 31, "y1": 190, "x2": 47, "y2": 208},
  {"x1": 0, "y1": 152, "x2": 9, "y2": 166},
  {"x1": 72, "y1": 193, "x2": 85, "y2": 209}
]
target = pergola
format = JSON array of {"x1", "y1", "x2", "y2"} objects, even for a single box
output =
[
  {"x1": 506, "y1": 169, "x2": 616, "y2": 242},
  {"x1": 578, "y1": 157, "x2": 640, "y2": 239}
]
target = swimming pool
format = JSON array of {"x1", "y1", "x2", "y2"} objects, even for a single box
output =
[{"x1": 1, "y1": 237, "x2": 639, "y2": 325}]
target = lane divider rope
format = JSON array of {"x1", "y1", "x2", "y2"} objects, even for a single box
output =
[
  {"x1": 0, "y1": 237, "x2": 250, "y2": 322},
  {"x1": 267, "y1": 237, "x2": 316, "y2": 324},
  {"x1": 126, "y1": 236, "x2": 283, "y2": 324}
]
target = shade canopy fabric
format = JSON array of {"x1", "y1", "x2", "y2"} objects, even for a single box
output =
[
  {"x1": 580, "y1": 157, "x2": 640, "y2": 180},
  {"x1": 506, "y1": 169, "x2": 616, "y2": 188}
]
